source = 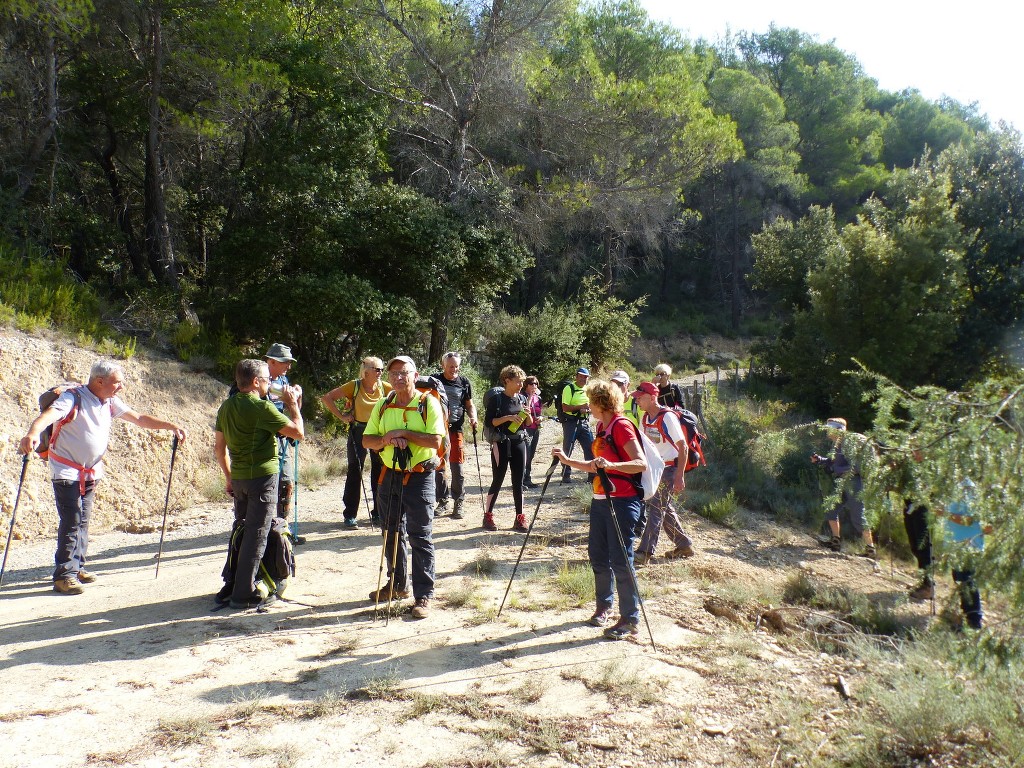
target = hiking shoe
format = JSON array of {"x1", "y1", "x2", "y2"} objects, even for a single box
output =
[
  {"x1": 560, "y1": 477, "x2": 573, "y2": 485},
  {"x1": 53, "y1": 576, "x2": 84, "y2": 595},
  {"x1": 411, "y1": 597, "x2": 430, "y2": 619},
  {"x1": 76, "y1": 569, "x2": 98, "y2": 583},
  {"x1": 523, "y1": 480, "x2": 539, "y2": 489},
  {"x1": 665, "y1": 544, "x2": 695, "y2": 559},
  {"x1": 634, "y1": 551, "x2": 653, "y2": 566},
  {"x1": 909, "y1": 581, "x2": 935, "y2": 601},
  {"x1": 369, "y1": 582, "x2": 410, "y2": 602},
  {"x1": 512, "y1": 514, "x2": 529, "y2": 533},
  {"x1": 230, "y1": 592, "x2": 278, "y2": 610},
  {"x1": 482, "y1": 513, "x2": 498, "y2": 531},
  {"x1": 436, "y1": 499, "x2": 450, "y2": 516},
  {"x1": 858, "y1": 545, "x2": 877, "y2": 559},
  {"x1": 588, "y1": 606, "x2": 613, "y2": 627},
  {"x1": 604, "y1": 621, "x2": 639, "y2": 640},
  {"x1": 343, "y1": 518, "x2": 358, "y2": 529},
  {"x1": 214, "y1": 583, "x2": 233, "y2": 605},
  {"x1": 451, "y1": 501, "x2": 465, "y2": 520},
  {"x1": 825, "y1": 536, "x2": 842, "y2": 552}
]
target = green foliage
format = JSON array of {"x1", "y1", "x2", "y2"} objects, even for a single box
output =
[{"x1": 697, "y1": 489, "x2": 739, "y2": 527}]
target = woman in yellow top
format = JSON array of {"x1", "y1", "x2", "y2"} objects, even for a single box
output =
[{"x1": 322, "y1": 356, "x2": 392, "y2": 528}]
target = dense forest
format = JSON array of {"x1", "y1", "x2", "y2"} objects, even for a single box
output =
[{"x1": 3, "y1": 0, "x2": 1023, "y2": 415}]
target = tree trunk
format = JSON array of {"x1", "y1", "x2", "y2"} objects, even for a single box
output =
[
  {"x1": 100, "y1": 123, "x2": 147, "y2": 280},
  {"x1": 14, "y1": 31, "x2": 58, "y2": 202},
  {"x1": 730, "y1": 175, "x2": 741, "y2": 330},
  {"x1": 428, "y1": 307, "x2": 450, "y2": 367}
]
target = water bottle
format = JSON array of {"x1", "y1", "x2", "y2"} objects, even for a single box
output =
[{"x1": 507, "y1": 409, "x2": 528, "y2": 434}]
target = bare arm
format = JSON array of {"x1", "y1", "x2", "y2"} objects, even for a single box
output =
[
  {"x1": 277, "y1": 389, "x2": 304, "y2": 441},
  {"x1": 321, "y1": 385, "x2": 353, "y2": 423},
  {"x1": 19, "y1": 407, "x2": 63, "y2": 454},
  {"x1": 119, "y1": 410, "x2": 188, "y2": 442},
  {"x1": 214, "y1": 430, "x2": 232, "y2": 496}
]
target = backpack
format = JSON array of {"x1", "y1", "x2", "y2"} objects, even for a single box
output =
[
  {"x1": 36, "y1": 384, "x2": 85, "y2": 460},
  {"x1": 653, "y1": 407, "x2": 706, "y2": 472},
  {"x1": 602, "y1": 416, "x2": 666, "y2": 501},
  {"x1": 482, "y1": 386, "x2": 505, "y2": 443},
  {"x1": 552, "y1": 379, "x2": 577, "y2": 423},
  {"x1": 381, "y1": 378, "x2": 450, "y2": 468},
  {"x1": 222, "y1": 517, "x2": 296, "y2": 597}
]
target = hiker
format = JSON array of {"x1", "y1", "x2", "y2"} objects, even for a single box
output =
[
  {"x1": 553, "y1": 378, "x2": 647, "y2": 640},
  {"x1": 632, "y1": 381, "x2": 695, "y2": 564},
  {"x1": 482, "y1": 365, "x2": 534, "y2": 532},
  {"x1": 18, "y1": 359, "x2": 188, "y2": 595},
  {"x1": 362, "y1": 355, "x2": 446, "y2": 619},
  {"x1": 522, "y1": 375, "x2": 543, "y2": 489},
  {"x1": 321, "y1": 356, "x2": 392, "y2": 529},
  {"x1": 215, "y1": 358, "x2": 304, "y2": 609},
  {"x1": 559, "y1": 367, "x2": 595, "y2": 484},
  {"x1": 610, "y1": 370, "x2": 640, "y2": 428},
  {"x1": 653, "y1": 363, "x2": 684, "y2": 409},
  {"x1": 811, "y1": 417, "x2": 876, "y2": 557},
  {"x1": 263, "y1": 343, "x2": 302, "y2": 520},
  {"x1": 432, "y1": 351, "x2": 478, "y2": 519}
]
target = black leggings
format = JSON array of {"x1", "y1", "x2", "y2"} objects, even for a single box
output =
[{"x1": 486, "y1": 438, "x2": 527, "y2": 517}]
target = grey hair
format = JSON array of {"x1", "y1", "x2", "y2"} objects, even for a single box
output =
[
  {"x1": 654, "y1": 363, "x2": 672, "y2": 376},
  {"x1": 89, "y1": 359, "x2": 124, "y2": 381},
  {"x1": 442, "y1": 351, "x2": 461, "y2": 363},
  {"x1": 362, "y1": 356, "x2": 384, "y2": 370},
  {"x1": 235, "y1": 358, "x2": 268, "y2": 390}
]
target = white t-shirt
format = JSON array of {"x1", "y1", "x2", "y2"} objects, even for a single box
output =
[
  {"x1": 642, "y1": 409, "x2": 685, "y2": 462},
  {"x1": 48, "y1": 386, "x2": 129, "y2": 481}
]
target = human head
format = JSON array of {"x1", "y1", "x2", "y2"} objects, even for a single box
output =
[
  {"x1": 826, "y1": 417, "x2": 848, "y2": 432},
  {"x1": 575, "y1": 367, "x2": 591, "y2": 387},
  {"x1": 360, "y1": 356, "x2": 384, "y2": 382},
  {"x1": 610, "y1": 370, "x2": 630, "y2": 393},
  {"x1": 499, "y1": 364, "x2": 526, "y2": 390},
  {"x1": 88, "y1": 359, "x2": 125, "y2": 400},
  {"x1": 236, "y1": 358, "x2": 270, "y2": 394},
  {"x1": 523, "y1": 375, "x2": 539, "y2": 393},
  {"x1": 631, "y1": 381, "x2": 659, "y2": 413},
  {"x1": 653, "y1": 363, "x2": 672, "y2": 386},
  {"x1": 441, "y1": 351, "x2": 461, "y2": 378},
  {"x1": 265, "y1": 342, "x2": 295, "y2": 378},
  {"x1": 585, "y1": 379, "x2": 623, "y2": 417},
  {"x1": 387, "y1": 356, "x2": 417, "y2": 395}
]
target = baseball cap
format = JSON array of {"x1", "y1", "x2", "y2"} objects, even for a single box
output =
[
  {"x1": 610, "y1": 370, "x2": 629, "y2": 384},
  {"x1": 631, "y1": 381, "x2": 659, "y2": 398},
  {"x1": 387, "y1": 355, "x2": 417, "y2": 371},
  {"x1": 265, "y1": 343, "x2": 296, "y2": 362},
  {"x1": 576, "y1": 367, "x2": 591, "y2": 376}
]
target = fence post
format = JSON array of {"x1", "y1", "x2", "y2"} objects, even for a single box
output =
[{"x1": 734, "y1": 362, "x2": 740, "y2": 399}]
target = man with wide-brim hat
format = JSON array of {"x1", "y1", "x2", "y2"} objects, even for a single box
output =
[{"x1": 265, "y1": 343, "x2": 302, "y2": 521}]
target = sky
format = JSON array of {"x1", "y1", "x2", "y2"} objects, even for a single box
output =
[{"x1": 637, "y1": 0, "x2": 1023, "y2": 131}]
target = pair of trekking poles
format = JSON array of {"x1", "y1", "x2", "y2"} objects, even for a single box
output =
[{"x1": 1, "y1": 436, "x2": 181, "y2": 589}]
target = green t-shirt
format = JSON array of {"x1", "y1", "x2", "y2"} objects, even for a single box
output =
[
  {"x1": 365, "y1": 390, "x2": 446, "y2": 469},
  {"x1": 215, "y1": 392, "x2": 290, "y2": 480},
  {"x1": 561, "y1": 382, "x2": 588, "y2": 415}
]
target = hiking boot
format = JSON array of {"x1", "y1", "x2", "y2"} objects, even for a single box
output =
[
  {"x1": 604, "y1": 620, "x2": 639, "y2": 640},
  {"x1": 76, "y1": 569, "x2": 98, "y2": 583},
  {"x1": 451, "y1": 501, "x2": 465, "y2": 520},
  {"x1": 482, "y1": 512, "x2": 498, "y2": 531},
  {"x1": 369, "y1": 582, "x2": 410, "y2": 602},
  {"x1": 560, "y1": 477, "x2": 573, "y2": 485},
  {"x1": 523, "y1": 479, "x2": 539, "y2": 489},
  {"x1": 634, "y1": 551, "x2": 653, "y2": 566},
  {"x1": 858, "y1": 545, "x2": 877, "y2": 559},
  {"x1": 825, "y1": 536, "x2": 842, "y2": 552},
  {"x1": 214, "y1": 583, "x2": 233, "y2": 605},
  {"x1": 512, "y1": 514, "x2": 529, "y2": 533},
  {"x1": 53, "y1": 575, "x2": 84, "y2": 595},
  {"x1": 665, "y1": 544, "x2": 695, "y2": 559},
  {"x1": 436, "y1": 499, "x2": 450, "y2": 516},
  {"x1": 411, "y1": 597, "x2": 430, "y2": 619},
  {"x1": 909, "y1": 580, "x2": 935, "y2": 601},
  {"x1": 230, "y1": 593, "x2": 277, "y2": 610},
  {"x1": 343, "y1": 518, "x2": 358, "y2": 529},
  {"x1": 589, "y1": 606, "x2": 613, "y2": 627}
]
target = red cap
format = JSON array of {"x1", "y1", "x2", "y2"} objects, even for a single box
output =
[{"x1": 631, "y1": 381, "x2": 659, "y2": 399}]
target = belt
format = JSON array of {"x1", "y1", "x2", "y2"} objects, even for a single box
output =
[{"x1": 50, "y1": 453, "x2": 96, "y2": 496}]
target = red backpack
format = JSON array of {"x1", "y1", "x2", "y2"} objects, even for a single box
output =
[{"x1": 650, "y1": 407, "x2": 706, "y2": 472}]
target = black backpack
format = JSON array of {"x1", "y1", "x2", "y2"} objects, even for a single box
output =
[
  {"x1": 552, "y1": 379, "x2": 576, "y2": 423},
  {"x1": 222, "y1": 517, "x2": 296, "y2": 597},
  {"x1": 482, "y1": 386, "x2": 505, "y2": 443}
]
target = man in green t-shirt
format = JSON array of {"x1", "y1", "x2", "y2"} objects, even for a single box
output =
[
  {"x1": 363, "y1": 355, "x2": 446, "y2": 619},
  {"x1": 215, "y1": 358, "x2": 304, "y2": 609}
]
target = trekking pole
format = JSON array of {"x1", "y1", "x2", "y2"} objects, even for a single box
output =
[
  {"x1": 372, "y1": 464, "x2": 395, "y2": 622},
  {"x1": 357, "y1": 443, "x2": 377, "y2": 531},
  {"x1": 385, "y1": 446, "x2": 411, "y2": 626},
  {"x1": 595, "y1": 466, "x2": 657, "y2": 651},
  {"x1": 471, "y1": 427, "x2": 488, "y2": 519},
  {"x1": 154, "y1": 435, "x2": 180, "y2": 579},
  {"x1": 0, "y1": 454, "x2": 30, "y2": 588},
  {"x1": 290, "y1": 442, "x2": 306, "y2": 545},
  {"x1": 497, "y1": 457, "x2": 559, "y2": 618}
]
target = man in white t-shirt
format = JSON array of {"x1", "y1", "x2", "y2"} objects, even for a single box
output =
[
  {"x1": 630, "y1": 382, "x2": 695, "y2": 564},
  {"x1": 19, "y1": 359, "x2": 187, "y2": 595}
]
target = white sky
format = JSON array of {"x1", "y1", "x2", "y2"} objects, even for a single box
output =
[{"x1": 638, "y1": 0, "x2": 1023, "y2": 131}]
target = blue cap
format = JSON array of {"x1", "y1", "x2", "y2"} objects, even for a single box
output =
[{"x1": 576, "y1": 367, "x2": 590, "y2": 376}]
